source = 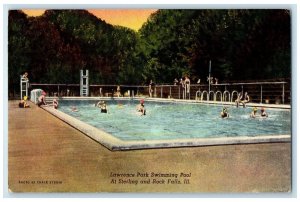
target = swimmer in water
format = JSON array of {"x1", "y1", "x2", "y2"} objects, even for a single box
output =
[
  {"x1": 250, "y1": 107, "x2": 258, "y2": 118},
  {"x1": 117, "y1": 101, "x2": 123, "y2": 109},
  {"x1": 220, "y1": 107, "x2": 229, "y2": 118},
  {"x1": 136, "y1": 99, "x2": 146, "y2": 116},
  {"x1": 100, "y1": 101, "x2": 108, "y2": 113},
  {"x1": 95, "y1": 100, "x2": 103, "y2": 107},
  {"x1": 71, "y1": 106, "x2": 78, "y2": 112},
  {"x1": 95, "y1": 100, "x2": 107, "y2": 112},
  {"x1": 53, "y1": 99, "x2": 58, "y2": 109},
  {"x1": 260, "y1": 107, "x2": 268, "y2": 117}
]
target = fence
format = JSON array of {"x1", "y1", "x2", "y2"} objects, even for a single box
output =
[{"x1": 29, "y1": 81, "x2": 290, "y2": 104}]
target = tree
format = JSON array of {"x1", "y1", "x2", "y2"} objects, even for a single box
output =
[
  {"x1": 8, "y1": 9, "x2": 291, "y2": 97},
  {"x1": 8, "y1": 10, "x2": 30, "y2": 96},
  {"x1": 138, "y1": 9, "x2": 291, "y2": 83}
]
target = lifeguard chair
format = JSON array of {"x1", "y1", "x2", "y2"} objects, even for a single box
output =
[{"x1": 20, "y1": 75, "x2": 29, "y2": 99}]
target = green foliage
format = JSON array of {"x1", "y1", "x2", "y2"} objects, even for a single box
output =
[
  {"x1": 8, "y1": 10, "x2": 31, "y2": 94},
  {"x1": 139, "y1": 9, "x2": 291, "y2": 83},
  {"x1": 8, "y1": 9, "x2": 291, "y2": 95}
]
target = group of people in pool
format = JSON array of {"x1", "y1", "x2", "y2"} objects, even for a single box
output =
[
  {"x1": 18, "y1": 88, "x2": 267, "y2": 120},
  {"x1": 250, "y1": 107, "x2": 268, "y2": 118},
  {"x1": 94, "y1": 99, "x2": 146, "y2": 116},
  {"x1": 221, "y1": 91, "x2": 268, "y2": 118},
  {"x1": 220, "y1": 106, "x2": 268, "y2": 119},
  {"x1": 93, "y1": 98, "x2": 267, "y2": 118}
]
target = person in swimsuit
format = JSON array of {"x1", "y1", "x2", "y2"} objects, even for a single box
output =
[
  {"x1": 100, "y1": 101, "x2": 108, "y2": 113},
  {"x1": 220, "y1": 107, "x2": 229, "y2": 118},
  {"x1": 260, "y1": 107, "x2": 268, "y2": 117},
  {"x1": 95, "y1": 100, "x2": 108, "y2": 113},
  {"x1": 116, "y1": 85, "x2": 121, "y2": 97},
  {"x1": 136, "y1": 99, "x2": 146, "y2": 115},
  {"x1": 37, "y1": 91, "x2": 47, "y2": 107},
  {"x1": 117, "y1": 101, "x2": 123, "y2": 109},
  {"x1": 250, "y1": 107, "x2": 258, "y2": 118},
  {"x1": 22, "y1": 72, "x2": 29, "y2": 81},
  {"x1": 19, "y1": 96, "x2": 30, "y2": 108},
  {"x1": 184, "y1": 76, "x2": 191, "y2": 95},
  {"x1": 235, "y1": 92, "x2": 243, "y2": 108},
  {"x1": 71, "y1": 106, "x2": 78, "y2": 112},
  {"x1": 53, "y1": 99, "x2": 59, "y2": 109},
  {"x1": 95, "y1": 100, "x2": 103, "y2": 107},
  {"x1": 241, "y1": 92, "x2": 250, "y2": 108},
  {"x1": 149, "y1": 80, "x2": 154, "y2": 97}
]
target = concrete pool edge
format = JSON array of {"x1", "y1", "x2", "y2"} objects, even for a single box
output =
[
  {"x1": 114, "y1": 135, "x2": 291, "y2": 150},
  {"x1": 41, "y1": 106, "x2": 124, "y2": 150},
  {"x1": 41, "y1": 104, "x2": 291, "y2": 151}
]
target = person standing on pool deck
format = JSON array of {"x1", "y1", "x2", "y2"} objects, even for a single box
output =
[
  {"x1": 116, "y1": 85, "x2": 121, "y2": 97},
  {"x1": 149, "y1": 80, "x2": 154, "y2": 97},
  {"x1": 173, "y1": 78, "x2": 179, "y2": 85},
  {"x1": 136, "y1": 99, "x2": 146, "y2": 115},
  {"x1": 184, "y1": 75, "x2": 191, "y2": 96}
]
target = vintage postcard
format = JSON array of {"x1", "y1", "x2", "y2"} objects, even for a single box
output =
[{"x1": 6, "y1": 6, "x2": 292, "y2": 195}]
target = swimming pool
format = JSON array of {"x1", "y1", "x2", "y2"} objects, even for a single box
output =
[{"x1": 43, "y1": 98, "x2": 291, "y2": 150}]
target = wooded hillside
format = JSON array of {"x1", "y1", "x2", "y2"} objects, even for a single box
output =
[{"x1": 8, "y1": 9, "x2": 291, "y2": 94}]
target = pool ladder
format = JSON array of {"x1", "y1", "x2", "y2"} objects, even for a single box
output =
[{"x1": 195, "y1": 90, "x2": 235, "y2": 102}]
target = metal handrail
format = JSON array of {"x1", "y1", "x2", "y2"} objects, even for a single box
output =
[
  {"x1": 195, "y1": 90, "x2": 201, "y2": 101},
  {"x1": 30, "y1": 81, "x2": 288, "y2": 88},
  {"x1": 29, "y1": 81, "x2": 290, "y2": 104},
  {"x1": 231, "y1": 91, "x2": 239, "y2": 103},
  {"x1": 223, "y1": 91, "x2": 231, "y2": 102},
  {"x1": 215, "y1": 91, "x2": 223, "y2": 102}
]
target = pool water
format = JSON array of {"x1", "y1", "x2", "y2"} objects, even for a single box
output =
[{"x1": 58, "y1": 99, "x2": 291, "y2": 141}]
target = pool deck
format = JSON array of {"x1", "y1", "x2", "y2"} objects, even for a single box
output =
[{"x1": 8, "y1": 100, "x2": 291, "y2": 193}]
